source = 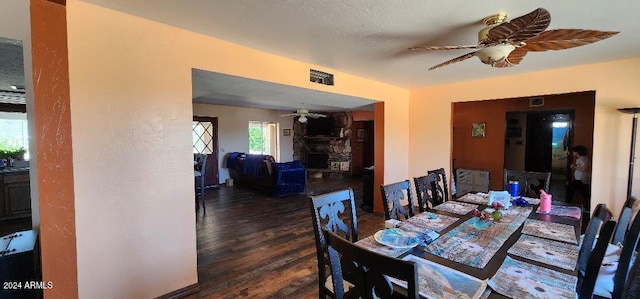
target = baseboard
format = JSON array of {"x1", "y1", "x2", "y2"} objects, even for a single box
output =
[{"x1": 155, "y1": 283, "x2": 199, "y2": 299}]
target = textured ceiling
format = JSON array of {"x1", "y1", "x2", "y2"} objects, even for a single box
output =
[
  {"x1": 8, "y1": 1, "x2": 640, "y2": 111},
  {"x1": 0, "y1": 37, "x2": 25, "y2": 104}
]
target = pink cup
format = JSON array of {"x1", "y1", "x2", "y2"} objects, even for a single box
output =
[{"x1": 539, "y1": 194, "x2": 552, "y2": 213}]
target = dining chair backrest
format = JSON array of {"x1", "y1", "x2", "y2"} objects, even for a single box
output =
[
  {"x1": 325, "y1": 230, "x2": 419, "y2": 299},
  {"x1": 309, "y1": 188, "x2": 358, "y2": 298},
  {"x1": 579, "y1": 219, "x2": 617, "y2": 299},
  {"x1": 413, "y1": 173, "x2": 439, "y2": 213},
  {"x1": 578, "y1": 204, "x2": 613, "y2": 275},
  {"x1": 427, "y1": 168, "x2": 449, "y2": 205},
  {"x1": 503, "y1": 169, "x2": 551, "y2": 198},
  {"x1": 194, "y1": 153, "x2": 208, "y2": 212},
  {"x1": 611, "y1": 206, "x2": 640, "y2": 298},
  {"x1": 612, "y1": 196, "x2": 638, "y2": 245},
  {"x1": 380, "y1": 180, "x2": 415, "y2": 221},
  {"x1": 622, "y1": 251, "x2": 640, "y2": 299}
]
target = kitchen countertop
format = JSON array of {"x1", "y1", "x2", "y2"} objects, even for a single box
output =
[{"x1": 0, "y1": 167, "x2": 30, "y2": 174}]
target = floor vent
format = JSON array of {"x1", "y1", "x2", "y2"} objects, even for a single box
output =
[{"x1": 310, "y1": 69, "x2": 334, "y2": 86}]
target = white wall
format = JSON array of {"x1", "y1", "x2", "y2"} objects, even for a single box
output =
[{"x1": 193, "y1": 103, "x2": 294, "y2": 183}]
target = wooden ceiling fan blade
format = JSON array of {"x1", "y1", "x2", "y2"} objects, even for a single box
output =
[
  {"x1": 428, "y1": 51, "x2": 477, "y2": 70},
  {"x1": 281, "y1": 113, "x2": 299, "y2": 117},
  {"x1": 519, "y1": 29, "x2": 620, "y2": 52},
  {"x1": 486, "y1": 8, "x2": 551, "y2": 43},
  {"x1": 492, "y1": 48, "x2": 529, "y2": 67},
  {"x1": 410, "y1": 45, "x2": 480, "y2": 51},
  {"x1": 307, "y1": 113, "x2": 327, "y2": 118}
]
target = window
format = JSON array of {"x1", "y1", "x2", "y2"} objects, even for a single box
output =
[
  {"x1": 249, "y1": 121, "x2": 278, "y2": 159},
  {"x1": 193, "y1": 120, "x2": 214, "y2": 154},
  {"x1": 0, "y1": 111, "x2": 29, "y2": 160}
]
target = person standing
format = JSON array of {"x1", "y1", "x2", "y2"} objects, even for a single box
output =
[{"x1": 569, "y1": 145, "x2": 591, "y2": 203}]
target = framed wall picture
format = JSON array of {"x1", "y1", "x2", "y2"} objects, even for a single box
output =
[
  {"x1": 472, "y1": 123, "x2": 486, "y2": 138},
  {"x1": 283, "y1": 129, "x2": 291, "y2": 136}
]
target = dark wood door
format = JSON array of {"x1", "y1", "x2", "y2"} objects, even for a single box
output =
[{"x1": 193, "y1": 116, "x2": 219, "y2": 187}]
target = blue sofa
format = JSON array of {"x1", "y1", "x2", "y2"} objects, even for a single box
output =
[
  {"x1": 272, "y1": 160, "x2": 307, "y2": 197},
  {"x1": 226, "y1": 152, "x2": 306, "y2": 196}
]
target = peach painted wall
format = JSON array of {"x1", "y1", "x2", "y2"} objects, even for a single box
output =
[
  {"x1": 410, "y1": 57, "x2": 640, "y2": 218},
  {"x1": 66, "y1": 1, "x2": 409, "y2": 297}
]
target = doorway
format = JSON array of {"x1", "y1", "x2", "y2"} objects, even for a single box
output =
[
  {"x1": 193, "y1": 116, "x2": 219, "y2": 188},
  {"x1": 504, "y1": 110, "x2": 574, "y2": 202}
]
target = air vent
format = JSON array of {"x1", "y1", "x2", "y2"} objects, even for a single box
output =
[
  {"x1": 310, "y1": 69, "x2": 334, "y2": 86},
  {"x1": 529, "y1": 97, "x2": 544, "y2": 107}
]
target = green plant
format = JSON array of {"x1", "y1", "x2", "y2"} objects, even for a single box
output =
[{"x1": 0, "y1": 142, "x2": 26, "y2": 160}]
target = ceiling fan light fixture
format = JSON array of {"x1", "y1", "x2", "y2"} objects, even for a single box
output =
[
  {"x1": 475, "y1": 44, "x2": 515, "y2": 66},
  {"x1": 298, "y1": 115, "x2": 308, "y2": 123}
]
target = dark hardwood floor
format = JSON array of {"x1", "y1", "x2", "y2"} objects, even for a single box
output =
[
  {"x1": 187, "y1": 175, "x2": 384, "y2": 299},
  {"x1": 0, "y1": 176, "x2": 383, "y2": 298}
]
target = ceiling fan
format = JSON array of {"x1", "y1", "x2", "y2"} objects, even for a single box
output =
[
  {"x1": 281, "y1": 109, "x2": 327, "y2": 123},
  {"x1": 409, "y1": 8, "x2": 619, "y2": 70}
]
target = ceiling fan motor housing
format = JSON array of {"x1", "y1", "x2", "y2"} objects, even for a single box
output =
[{"x1": 478, "y1": 12, "x2": 508, "y2": 42}]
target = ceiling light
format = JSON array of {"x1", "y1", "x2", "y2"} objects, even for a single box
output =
[
  {"x1": 475, "y1": 44, "x2": 515, "y2": 66},
  {"x1": 298, "y1": 115, "x2": 307, "y2": 123}
]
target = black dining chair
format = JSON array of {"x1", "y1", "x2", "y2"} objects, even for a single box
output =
[
  {"x1": 324, "y1": 230, "x2": 419, "y2": 299},
  {"x1": 578, "y1": 219, "x2": 617, "y2": 299},
  {"x1": 578, "y1": 204, "x2": 613, "y2": 277},
  {"x1": 428, "y1": 168, "x2": 450, "y2": 204},
  {"x1": 612, "y1": 196, "x2": 638, "y2": 245},
  {"x1": 194, "y1": 153, "x2": 208, "y2": 212},
  {"x1": 621, "y1": 253, "x2": 640, "y2": 299},
  {"x1": 309, "y1": 188, "x2": 358, "y2": 298},
  {"x1": 503, "y1": 169, "x2": 551, "y2": 198},
  {"x1": 413, "y1": 173, "x2": 439, "y2": 212},
  {"x1": 380, "y1": 180, "x2": 415, "y2": 221},
  {"x1": 593, "y1": 205, "x2": 640, "y2": 298}
]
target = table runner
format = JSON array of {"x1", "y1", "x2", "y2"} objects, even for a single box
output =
[
  {"x1": 390, "y1": 255, "x2": 487, "y2": 299},
  {"x1": 433, "y1": 201, "x2": 479, "y2": 215},
  {"x1": 508, "y1": 234, "x2": 579, "y2": 271},
  {"x1": 488, "y1": 256, "x2": 577, "y2": 299},
  {"x1": 536, "y1": 205, "x2": 582, "y2": 219},
  {"x1": 405, "y1": 212, "x2": 459, "y2": 232},
  {"x1": 522, "y1": 219, "x2": 578, "y2": 244},
  {"x1": 425, "y1": 206, "x2": 532, "y2": 268},
  {"x1": 456, "y1": 192, "x2": 541, "y2": 205}
]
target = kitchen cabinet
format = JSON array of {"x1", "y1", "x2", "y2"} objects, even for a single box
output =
[{"x1": 0, "y1": 168, "x2": 31, "y2": 220}]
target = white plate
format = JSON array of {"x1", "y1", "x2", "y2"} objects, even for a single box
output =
[{"x1": 373, "y1": 229, "x2": 419, "y2": 249}]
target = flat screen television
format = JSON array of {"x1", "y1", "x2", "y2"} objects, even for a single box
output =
[{"x1": 306, "y1": 117, "x2": 335, "y2": 136}]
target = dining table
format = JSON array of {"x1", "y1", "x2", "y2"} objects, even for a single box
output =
[{"x1": 355, "y1": 192, "x2": 583, "y2": 299}]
